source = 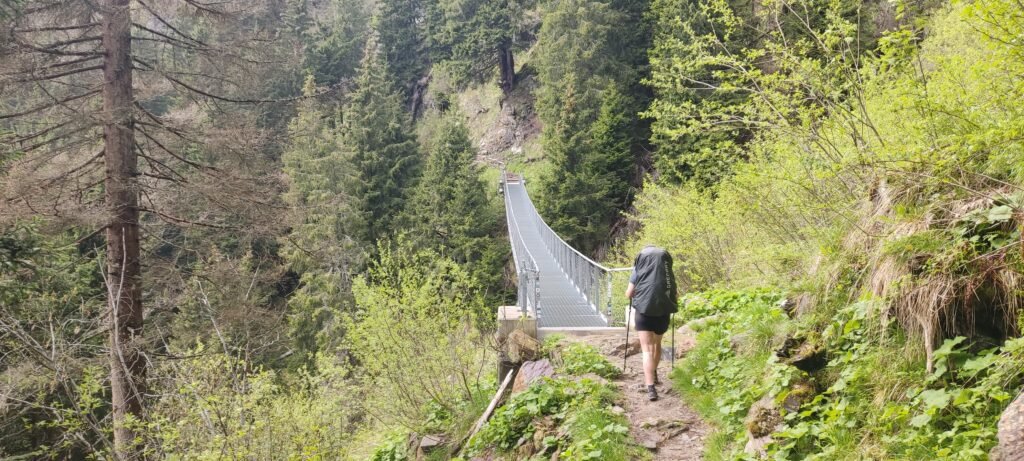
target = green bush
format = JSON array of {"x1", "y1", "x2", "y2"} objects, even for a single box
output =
[
  {"x1": 558, "y1": 342, "x2": 622, "y2": 379},
  {"x1": 467, "y1": 377, "x2": 645, "y2": 461}
]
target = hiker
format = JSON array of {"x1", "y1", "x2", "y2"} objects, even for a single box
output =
[{"x1": 625, "y1": 245, "x2": 678, "y2": 401}]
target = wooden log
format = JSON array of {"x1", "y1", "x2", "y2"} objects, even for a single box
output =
[{"x1": 471, "y1": 369, "x2": 516, "y2": 437}]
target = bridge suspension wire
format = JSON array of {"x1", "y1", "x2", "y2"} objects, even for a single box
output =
[{"x1": 501, "y1": 168, "x2": 630, "y2": 327}]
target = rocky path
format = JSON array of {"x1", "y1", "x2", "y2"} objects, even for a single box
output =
[{"x1": 566, "y1": 333, "x2": 709, "y2": 460}]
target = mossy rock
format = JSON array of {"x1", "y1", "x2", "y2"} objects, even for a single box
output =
[
  {"x1": 744, "y1": 395, "x2": 782, "y2": 438},
  {"x1": 775, "y1": 333, "x2": 827, "y2": 373},
  {"x1": 782, "y1": 381, "x2": 816, "y2": 412}
]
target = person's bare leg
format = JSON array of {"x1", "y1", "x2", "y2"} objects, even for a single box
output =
[
  {"x1": 639, "y1": 331, "x2": 657, "y2": 386},
  {"x1": 652, "y1": 333, "x2": 663, "y2": 383}
]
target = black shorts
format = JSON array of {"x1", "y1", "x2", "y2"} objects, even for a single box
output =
[{"x1": 634, "y1": 311, "x2": 670, "y2": 335}]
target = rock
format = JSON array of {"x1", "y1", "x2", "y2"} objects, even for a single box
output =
[
  {"x1": 532, "y1": 416, "x2": 557, "y2": 453},
  {"x1": 779, "y1": 293, "x2": 814, "y2": 318},
  {"x1": 416, "y1": 434, "x2": 446, "y2": 458},
  {"x1": 685, "y1": 314, "x2": 722, "y2": 332},
  {"x1": 995, "y1": 391, "x2": 1024, "y2": 461},
  {"x1": 729, "y1": 333, "x2": 750, "y2": 352},
  {"x1": 506, "y1": 329, "x2": 542, "y2": 363},
  {"x1": 610, "y1": 405, "x2": 625, "y2": 415},
  {"x1": 776, "y1": 334, "x2": 827, "y2": 372},
  {"x1": 744, "y1": 395, "x2": 782, "y2": 438},
  {"x1": 782, "y1": 381, "x2": 816, "y2": 412},
  {"x1": 675, "y1": 325, "x2": 698, "y2": 355},
  {"x1": 512, "y1": 359, "x2": 555, "y2": 394},
  {"x1": 744, "y1": 432, "x2": 773, "y2": 458},
  {"x1": 639, "y1": 436, "x2": 659, "y2": 451},
  {"x1": 610, "y1": 338, "x2": 641, "y2": 358}
]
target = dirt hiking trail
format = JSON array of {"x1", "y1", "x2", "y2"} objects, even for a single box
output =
[{"x1": 567, "y1": 332, "x2": 709, "y2": 460}]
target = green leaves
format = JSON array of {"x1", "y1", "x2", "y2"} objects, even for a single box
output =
[{"x1": 556, "y1": 342, "x2": 622, "y2": 379}]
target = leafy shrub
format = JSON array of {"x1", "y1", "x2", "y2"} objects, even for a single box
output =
[
  {"x1": 346, "y1": 242, "x2": 495, "y2": 428},
  {"x1": 557, "y1": 342, "x2": 622, "y2": 379},
  {"x1": 149, "y1": 349, "x2": 360, "y2": 459},
  {"x1": 467, "y1": 377, "x2": 644, "y2": 461}
]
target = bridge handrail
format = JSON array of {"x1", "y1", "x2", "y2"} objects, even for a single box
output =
[
  {"x1": 501, "y1": 172, "x2": 540, "y2": 317},
  {"x1": 516, "y1": 184, "x2": 630, "y2": 323}
]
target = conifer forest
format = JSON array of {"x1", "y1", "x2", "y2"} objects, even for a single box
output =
[{"x1": 2, "y1": 0, "x2": 1024, "y2": 459}]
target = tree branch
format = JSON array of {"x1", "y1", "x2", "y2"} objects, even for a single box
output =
[{"x1": 0, "y1": 90, "x2": 100, "y2": 120}]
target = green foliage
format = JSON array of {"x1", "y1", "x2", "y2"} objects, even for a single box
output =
[
  {"x1": 374, "y1": 0, "x2": 429, "y2": 102},
  {"x1": 339, "y1": 37, "x2": 422, "y2": 247},
  {"x1": 557, "y1": 342, "x2": 622, "y2": 379},
  {"x1": 426, "y1": 0, "x2": 533, "y2": 89},
  {"x1": 346, "y1": 241, "x2": 494, "y2": 428},
  {"x1": 674, "y1": 284, "x2": 1024, "y2": 460},
  {"x1": 369, "y1": 432, "x2": 412, "y2": 461},
  {"x1": 303, "y1": 0, "x2": 374, "y2": 86},
  {"x1": 402, "y1": 114, "x2": 505, "y2": 300},
  {"x1": 534, "y1": 0, "x2": 648, "y2": 252},
  {"x1": 0, "y1": 222, "x2": 106, "y2": 458},
  {"x1": 467, "y1": 377, "x2": 643, "y2": 461},
  {"x1": 643, "y1": 0, "x2": 752, "y2": 187},
  {"x1": 150, "y1": 349, "x2": 360, "y2": 459}
]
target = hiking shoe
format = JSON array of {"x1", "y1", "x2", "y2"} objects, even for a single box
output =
[{"x1": 647, "y1": 385, "x2": 659, "y2": 401}]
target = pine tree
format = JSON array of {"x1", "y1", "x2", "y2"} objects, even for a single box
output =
[
  {"x1": 280, "y1": 77, "x2": 353, "y2": 366},
  {"x1": 305, "y1": 0, "x2": 374, "y2": 86},
  {"x1": 427, "y1": 0, "x2": 533, "y2": 94},
  {"x1": 374, "y1": 0, "x2": 429, "y2": 106},
  {"x1": 535, "y1": 0, "x2": 647, "y2": 253},
  {"x1": 339, "y1": 37, "x2": 422, "y2": 247},
  {"x1": 402, "y1": 115, "x2": 503, "y2": 294}
]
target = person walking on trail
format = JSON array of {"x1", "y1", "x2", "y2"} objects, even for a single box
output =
[{"x1": 625, "y1": 245, "x2": 678, "y2": 402}]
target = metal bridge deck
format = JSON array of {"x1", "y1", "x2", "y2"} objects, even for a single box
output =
[{"x1": 505, "y1": 182, "x2": 607, "y2": 328}]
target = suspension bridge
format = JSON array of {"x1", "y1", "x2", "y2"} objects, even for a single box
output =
[{"x1": 501, "y1": 172, "x2": 631, "y2": 329}]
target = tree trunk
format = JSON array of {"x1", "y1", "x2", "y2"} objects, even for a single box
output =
[
  {"x1": 498, "y1": 42, "x2": 515, "y2": 95},
  {"x1": 102, "y1": 0, "x2": 145, "y2": 458}
]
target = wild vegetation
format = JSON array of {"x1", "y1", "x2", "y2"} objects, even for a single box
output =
[{"x1": 1, "y1": 0, "x2": 1022, "y2": 459}]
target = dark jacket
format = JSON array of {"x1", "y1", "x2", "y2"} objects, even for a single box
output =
[{"x1": 631, "y1": 246, "x2": 678, "y2": 316}]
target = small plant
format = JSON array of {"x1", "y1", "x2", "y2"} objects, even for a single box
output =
[{"x1": 558, "y1": 342, "x2": 622, "y2": 379}]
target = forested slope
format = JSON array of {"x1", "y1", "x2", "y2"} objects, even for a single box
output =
[{"x1": 1, "y1": 0, "x2": 1022, "y2": 459}]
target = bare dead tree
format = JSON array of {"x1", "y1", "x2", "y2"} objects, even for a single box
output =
[{"x1": 0, "y1": 1, "x2": 310, "y2": 457}]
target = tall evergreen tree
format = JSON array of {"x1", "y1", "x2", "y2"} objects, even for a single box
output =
[
  {"x1": 402, "y1": 115, "x2": 503, "y2": 295},
  {"x1": 374, "y1": 0, "x2": 429, "y2": 107},
  {"x1": 280, "y1": 77, "x2": 352, "y2": 366},
  {"x1": 304, "y1": 0, "x2": 374, "y2": 87},
  {"x1": 339, "y1": 36, "x2": 422, "y2": 247},
  {"x1": 534, "y1": 0, "x2": 647, "y2": 253},
  {"x1": 427, "y1": 0, "x2": 533, "y2": 94}
]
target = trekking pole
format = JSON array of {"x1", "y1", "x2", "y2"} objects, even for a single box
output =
[
  {"x1": 670, "y1": 313, "x2": 676, "y2": 369},
  {"x1": 623, "y1": 299, "x2": 632, "y2": 371}
]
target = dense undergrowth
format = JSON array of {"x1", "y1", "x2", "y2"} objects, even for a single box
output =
[
  {"x1": 619, "y1": 0, "x2": 1024, "y2": 459},
  {"x1": 673, "y1": 288, "x2": 1024, "y2": 460},
  {"x1": 458, "y1": 340, "x2": 645, "y2": 461}
]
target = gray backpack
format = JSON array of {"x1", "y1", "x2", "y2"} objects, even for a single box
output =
[{"x1": 631, "y1": 246, "x2": 678, "y2": 316}]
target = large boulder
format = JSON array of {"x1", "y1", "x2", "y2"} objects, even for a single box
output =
[
  {"x1": 993, "y1": 391, "x2": 1024, "y2": 461},
  {"x1": 512, "y1": 359, "x2": 555, "y2": 394},
  {"x1": 506, "y1": 329, "x2": 542, "y2": 363}
]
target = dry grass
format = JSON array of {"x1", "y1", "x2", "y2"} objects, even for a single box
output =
[{"x1": 860, "y1": 190, "x2": 1024, "y2": 371}]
